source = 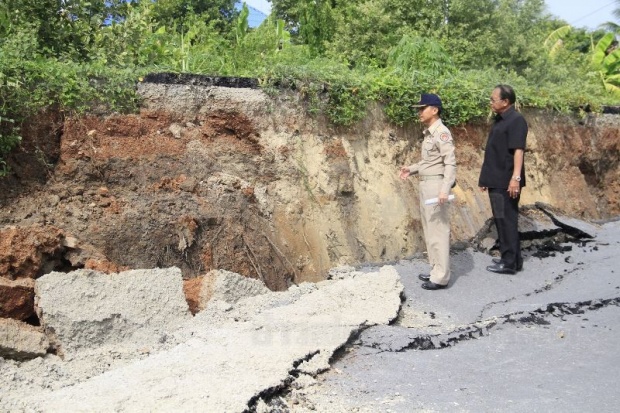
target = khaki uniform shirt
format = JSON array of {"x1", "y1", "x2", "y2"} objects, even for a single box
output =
[{"x1": 407, "y1": 119, "x2": 457, "y2": 194}]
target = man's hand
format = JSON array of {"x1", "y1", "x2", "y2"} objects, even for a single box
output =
[
  {"x1": 438, "y1": 192, "x2": 449, "y2": 205},
  {"x1": 508, "y1": 181, "x2": 520, "y2": 198},
  {"x1": 399, "y1": 167, "x2": 411, "y2": 180}
]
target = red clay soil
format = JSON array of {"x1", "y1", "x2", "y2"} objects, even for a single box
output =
[{"x1": 0, "y1": 109, "x2": 292, "y2": 325}]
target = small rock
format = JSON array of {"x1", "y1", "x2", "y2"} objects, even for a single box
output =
[
  {"x1": 47, "y1": 195, "x2": 60, "y2": 207},
  {"x1": 180, "y1": 177, "x2": 198, "y2": 193},
  {"x1": 169, "y1": 123, "x2": 183, "y2": 139}
]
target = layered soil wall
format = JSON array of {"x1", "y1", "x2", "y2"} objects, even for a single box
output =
[{"x1": 0, "y1": 78, "x2": 618, "y2": 304}]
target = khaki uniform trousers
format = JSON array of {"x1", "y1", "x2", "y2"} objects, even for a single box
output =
[{"x1": 419, "y1": 179, "x2": 451, "y2": 285}]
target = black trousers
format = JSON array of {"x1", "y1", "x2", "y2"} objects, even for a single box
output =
[{"x1": 488, "y1": 188, "x2": 521, "y2": 268}]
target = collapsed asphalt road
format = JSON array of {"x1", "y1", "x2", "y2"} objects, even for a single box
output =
[
  {"x1": 1, "y1": 268, "x2": 404, "y2": 412},
  {"x1": 1, "y1": 218, "x2": 618, "y2": 412},
  {"x1": 279, "y1": 219, "x2": 620, "y2": 412}
]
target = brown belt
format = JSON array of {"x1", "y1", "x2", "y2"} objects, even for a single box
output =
[{"x1": 419, "y1": 175, "x2": 444, "y2": 181}]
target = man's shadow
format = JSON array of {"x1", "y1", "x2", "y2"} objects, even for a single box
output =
[{"x1": 448, "y1": 247, "x2": 477, "y2": 286}]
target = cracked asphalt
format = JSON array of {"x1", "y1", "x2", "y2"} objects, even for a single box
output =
[{"x1": 285, "y1": 219, "x2": 620, "y2": 412}]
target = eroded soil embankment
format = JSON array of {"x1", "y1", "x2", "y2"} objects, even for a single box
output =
[
  {"x1": 1, "y1": 80, "x2": 619, "y2": 327},
  {"x1": 0, "y1": 108, "x2": 292, "y2": 289}
]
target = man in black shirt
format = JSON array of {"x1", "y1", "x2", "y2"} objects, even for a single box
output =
[{"x1": 478, "y1": 85, "x2": 528, "y2": 275}]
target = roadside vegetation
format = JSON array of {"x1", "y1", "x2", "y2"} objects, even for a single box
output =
[{"x1": 1, "y1": 0, "x2": 619, "y2": 174}]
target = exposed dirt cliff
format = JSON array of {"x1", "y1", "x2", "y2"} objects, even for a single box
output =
[{"x1": 1, "y1": 75, "x2": 619, "y2": 325}]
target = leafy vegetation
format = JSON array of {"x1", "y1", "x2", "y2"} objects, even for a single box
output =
[
  {"x1": 1, "y1": 0, "x2": 619, "y2": 174},
  {"x1": 591, "y1": 33, "x2": 620, "y2": 95}
]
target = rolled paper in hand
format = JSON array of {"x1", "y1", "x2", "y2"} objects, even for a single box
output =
[{"x1": 424, "y1": 194, "x2": 455, "y2": 205}]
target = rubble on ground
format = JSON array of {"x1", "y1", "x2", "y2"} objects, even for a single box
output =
[{"x1": 0, "y1": 265, "x2": 403, "y2": 412}]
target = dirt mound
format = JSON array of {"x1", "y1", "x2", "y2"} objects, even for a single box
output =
[
  {"x1": 1, "y1": 108, "x2": 290, "y2": 290},
  {"x1": 0, "y1": 225, "x2": 66, "y2": 280}
]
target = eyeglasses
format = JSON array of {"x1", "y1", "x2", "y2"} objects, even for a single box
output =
[{"x1": 489, "y1": 97, "x2": 505, "y2": 103}]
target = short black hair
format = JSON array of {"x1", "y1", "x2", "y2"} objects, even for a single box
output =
[{"x1": 495, "y1": 84, "x2": 516, "y2": 104}]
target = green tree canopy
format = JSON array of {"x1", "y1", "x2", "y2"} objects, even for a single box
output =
[{"x1": 2, "y1": 0, "x2": 620, "y2": 174}]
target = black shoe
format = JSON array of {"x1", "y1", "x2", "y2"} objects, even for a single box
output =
[
  {"x1": 418, "y1": 274, "x2": 430, "y2": 282},
  {"x1": 486, "y1": 263, "x2": 517, "y2": 275},
  {"x1": 421, "y1": 281, "x2": 447, "y2": 290},
  {"x1": 492, "y1": 258, "x2": 523, "y2": 271}
]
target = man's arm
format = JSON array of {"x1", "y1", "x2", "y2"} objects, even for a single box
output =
[
  {"x1": 399, "y1": 163, "x2": 420, "y2": 180},
  {"x1": 508, "y1": 148, "x2": 524, "y2": 198},
  {"x1": 507, "y1": 114, "x2": 527, "y2": 197},
  {"x1": 438, "y1": 137, "x2": 456, "y2": 201},
  {"x1": 512, "y1": 149, "x2": 524, "y2": 179}
]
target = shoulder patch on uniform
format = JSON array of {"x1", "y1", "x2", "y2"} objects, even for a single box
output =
[{"x1": 440, "y1": 133, "x2": 451, "y2": 142}]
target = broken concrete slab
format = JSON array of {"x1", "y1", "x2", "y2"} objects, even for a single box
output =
[
  {"x1": 201, "y1": 269, "x2": 271, "y2": 305},
  {"x1": 519, "y1": 206, "x2": 560, "y2": 234},
  {"x1": 20, "y1": 266, "x2": 402, "y2": 412},
  {"x1": 183, "y1": 269, "x2": 271, "y2": 314},
  {"x1": 327, "y1": 265, "x2": 364, "y2": 280},
  {"x1": 35, "y1": 267, "x2": 191, "y2": 357},
  {"x1": 536, "y1": 202, "x2": 599, "y2": 238},
  {"x1": 0, "y1": 318, "x2": 50, "y2": 361},
  {"x1": 471, "y1": 210, "x2": 561, "y2": 254},
  {"x1": 472, "y1": 204, "x2": 598, "y2": 254}
]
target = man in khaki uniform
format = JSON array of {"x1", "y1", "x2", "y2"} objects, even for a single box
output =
[{"x1": 399, "y1": 93, "x2": 457, "y2": 290}]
